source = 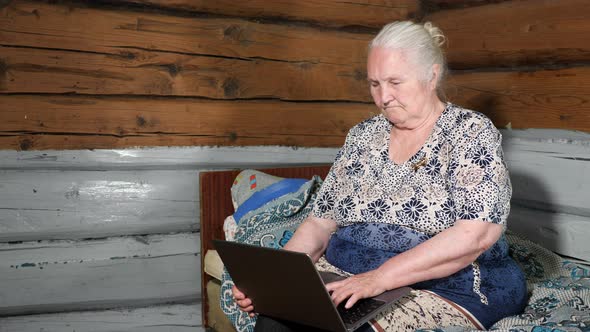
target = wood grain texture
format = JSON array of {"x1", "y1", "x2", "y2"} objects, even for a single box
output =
[
  {"x1": 502, "y1": 130, "x2": 590, "y2": 217},
  {"x1": 0, "y1": 146, "x2": 339, "y2": 242},
  {"x1": 0, "y1": 145, "x2": 340, "y2": 170},
  {"x1": 0, "y1": 134, "x2": 351, "y2": 151},
  {"x1": 116, "y1": 0, "x2": 418, "y2": 28},
  {"x1": 0, "y1": 46, "x2": 370, "y2": 101},
  {"x1": 0, "y1": 233, "x2": 200, "y2": 316},
  {"x1": 426, "y1": 0, "x2": 590, "y2": 68},
  {"x1": 447, "y1": 67, "x2": 590, "y2": 132},
  {"x1": 0, "y1": 303, "x2": 204, "y2": 332},
  {"x1": 0, "y1": 1, "x2": 370, "y2": 65},
  {"x1": 0, "y1": 95, "x2": 375, "y2": 150},
  {"x1": 509, "y1": 206, "x2": 590, "y2": 262},
  {"x1": 0, "y1": 169, "x2": 199, "y2": 242}
]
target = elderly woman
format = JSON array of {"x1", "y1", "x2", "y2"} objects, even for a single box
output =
[{"x1": 233, "y1": 20, "x2": 527, "y2": 331}]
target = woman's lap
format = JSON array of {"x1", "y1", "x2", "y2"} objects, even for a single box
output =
[{"x1": 314, "y1": 257, "x2": 480, "y2": 332}]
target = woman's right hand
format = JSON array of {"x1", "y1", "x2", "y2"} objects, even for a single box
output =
[{"x1": 232, "y1": 285, "x2": 255, "y2": 316}]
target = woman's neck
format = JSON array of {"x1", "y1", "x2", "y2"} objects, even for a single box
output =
[
  {"x1": 388, "y1": 99, "x2": 445, "y2": 164},
  {"x1": 391, "y1": 99, "x2": 445, "y2": 137}
]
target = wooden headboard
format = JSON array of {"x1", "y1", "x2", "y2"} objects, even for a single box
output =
[{"x1": 199, "y1": 165, "x2": 331, "y2": 327}]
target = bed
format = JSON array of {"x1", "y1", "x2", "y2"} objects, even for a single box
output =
[{"x1": 199, "y1": 166, "x2": 590, "y2": 332}]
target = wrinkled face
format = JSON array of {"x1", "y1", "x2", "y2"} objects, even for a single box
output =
[{"x1": 367, "y1": 47, "x2": 438, "y2": 128}]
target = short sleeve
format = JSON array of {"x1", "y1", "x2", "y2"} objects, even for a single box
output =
[
  {"x1": 310, "y1": 133, "x2": 353, "y2": 222},
  {"x1": 449, "y1": 119, "x2": 512, "y2": 226}
]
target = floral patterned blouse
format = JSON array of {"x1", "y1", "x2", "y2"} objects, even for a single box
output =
[
  {"x1": 311, "y1": 103, "x2": 512, "y2": 234},
  {"x1": 309, "y1": 104, "x2": 528, "y2": 328}
]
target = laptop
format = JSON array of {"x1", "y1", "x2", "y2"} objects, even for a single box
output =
[{"x1": 214, "y1": 240, "x2": 411, "y2": 332}]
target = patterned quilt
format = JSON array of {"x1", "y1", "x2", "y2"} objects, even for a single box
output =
[
  {"x1": 422, "y1": 234, "x2": 590, "y2": 332},
  {"x1": 219, "y1": 176, "x2": 590, "y2": 332}
]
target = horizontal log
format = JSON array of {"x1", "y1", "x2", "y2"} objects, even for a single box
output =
[
  {"x1": 0, "y1": 169, "x2": 199, "y2": 242},
  {"x1": 0, "y1": 95, "x2": 375, "y2": 150},
  {"x1": 427, "y1": 0, "x2": 590, "y2": 68},
  {"x1": 424, "y1": 0, "x2": 510, "y2": 11},
  {"x1": 0, "y1": 46, "x2": 371, "y2": 101},
  {"x1": 0, "y1": 233, "x2": 201, "y2": 316},
  {"x1": 0, "y1": 146, "x2": 340, "y2": 170},
  {"x1": 447, "y1": 66, "x2": 590, "y2": 132},
  {"x1": 0, "y1": 146, "x2": 337, "y2": 242},
  {"x1": 0, "y1": 1, "x2": 370, "y2": 65},
  {"x1": 0, "y1": 134, "x2": 348, "y2": 150},
  {"x1": 2, "y1": 129, "x2": 588, "y2": 244},
  {"x1": 0, "y1": 303, "x2": 205, "y2": 332},
  {"x1": 509, "y1": 206, "x2": 590, "y2": 262},
  {"x1": 116, "y1": 0, "x2": 418, "y2": 28},
  {"x1": 502, "y1": 131, "x2": 590, "y2": 217}
]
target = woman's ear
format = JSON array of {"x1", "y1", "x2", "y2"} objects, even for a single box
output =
[{"x1": 429, "y1": 64, "x2": 441, "y2": 89}]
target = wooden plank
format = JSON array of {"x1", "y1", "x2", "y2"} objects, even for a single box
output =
[
  {"x1": 447, "y1": 67, "x2": 590, "y2": 132},
  {"x1": 0, "y1": 303, "x2": 205, "y2": 332},
  {"x1": 0, "y1": 147, "x2": 339, "y2": 242},
  {"x1": 117, "y1": 0, "x2": 418, "y2": 28},
  {"x1": 502, "y1": 131, "x2": 590, "y2": 217},
  {"x1": 0, "y1": 46, "x2": 370, "y2": 101},
  {"x1": 0, "y1": 1, "x2": 371, "y2": 65},
  {"x1": 0, "y1": 169, "x2": 198, "y2": 242},
  {"x1": 509, "y1": 205, "x2": 590, "y2": 262},
  {"x1": 0, "y1": 134, "x2": 350, "y2": 151},
  {"x1": 0, "y1": 233, "x2": 200, "y2": 316},
  {"x1": 424, "y1": 0, "x2": 511, "y2": 11},
  {"x1": 426, "y1": 0, "x2": 590, "y2": 69},
  {"x1": 0, "y1": 145, "x2": 340, "y2": 170},
  {"x1": 0, "y1": 95, "x2": 374, "y2": 150},
  {"x1": 1, "y1": 129, "x2": 588, "y2": 243}
]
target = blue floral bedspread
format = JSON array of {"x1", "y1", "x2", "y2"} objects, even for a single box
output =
[
  {"x1": 420, "y1": 233, "x2": 590, "y2": 332},
  {"x1": 219, "y1": 175, "x2": 590, "y2": 332}
]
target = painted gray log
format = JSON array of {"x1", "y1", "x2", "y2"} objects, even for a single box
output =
[
  {"x1": 0, "y1": 303, "x2": 204, "y2": 332},
  {"x1": 1, "y1": 130, "x2": 589, "y2": 254},
  {"x1": 0, "y1": 170, "x2": 199, "y2": 242},
  {"x1": 508, "y1": 205, "x2": 590, "y2": 262},
  {"x1": 0, "y1": 233, "x2": 200, "y2": 316},
  {"x1": 502, "y1": 129, "x2": 590, "y2": 217},
  {"x1": 0, "y1": 146, "x2": 339, "y2": 242},
  {"x1": 0, "y1": 146, "x2": 340, "y2": 170}
]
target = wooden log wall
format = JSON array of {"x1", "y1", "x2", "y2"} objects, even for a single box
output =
[
  {"x1": 0, "y1": 146, "x2": 340, "y2": 332},
  {"x1": 1, "y1": 1, "x2": 590, "y2": 331},
  {"x1": 1, "y1": 0, "x2": 589, "y2": 151}
]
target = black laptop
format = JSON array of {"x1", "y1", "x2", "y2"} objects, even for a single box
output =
[{"x1": 214, "y1": 240, "x2": 411, "y2": 332}]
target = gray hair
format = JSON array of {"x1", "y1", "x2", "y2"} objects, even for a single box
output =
[{"x1": 370, "y1": 21, "x2": 447, "y2": 97}]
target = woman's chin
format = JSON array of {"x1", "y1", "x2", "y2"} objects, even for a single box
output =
[{"x1": 381, "y1": 110, "x2": 405, "y2": 124}]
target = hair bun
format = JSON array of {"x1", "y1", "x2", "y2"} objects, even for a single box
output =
[{"x1": 423, "y1": 22, "x2": 446, "y2": 48}]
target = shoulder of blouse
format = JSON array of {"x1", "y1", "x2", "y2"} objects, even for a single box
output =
[{"x1": 443, "y1": 104, "x2": 500, "y2": 144}]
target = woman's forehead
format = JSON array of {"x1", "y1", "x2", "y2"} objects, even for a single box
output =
[{"x1": 367, "y1": 48, "x2": 415, "y2": 79}]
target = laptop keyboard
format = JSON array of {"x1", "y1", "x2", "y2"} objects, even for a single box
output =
[{"x1": 337, "y1": 298, "x2": 385, "y2": 325}]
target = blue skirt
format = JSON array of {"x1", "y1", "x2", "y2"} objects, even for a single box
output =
[{"x1": 325, "y1": 223, "x2": 527, "y2": 328}]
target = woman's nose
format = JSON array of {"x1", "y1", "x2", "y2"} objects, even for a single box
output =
[{"x1": 381, "y1": 86, "x2": 393, "y2": 106}]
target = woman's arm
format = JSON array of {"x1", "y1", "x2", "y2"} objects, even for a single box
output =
[
  {"x1": 327, "y1": 219, "x2": 503, "y2": 308},
  {"x1": 283, "y1": 215, "x2": 337, "y2": 262},
  {"x1": 233, "y1": 215, "x2": 337, "y2": 314}
]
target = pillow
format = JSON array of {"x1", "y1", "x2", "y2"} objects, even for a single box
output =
[
  {"x1": 230, "y1": 170, "x2": 285, "y2": 209},
  {"x1": 230, "y1": 170, "x2": 308, "y2": 223},
  {"x1": 223, "y1": 170, "x2": 308, "y2": 241}
]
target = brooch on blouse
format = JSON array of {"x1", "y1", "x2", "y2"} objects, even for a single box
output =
[{"x1": 412, "y1": 156, "x2": 428, "y2": 172}]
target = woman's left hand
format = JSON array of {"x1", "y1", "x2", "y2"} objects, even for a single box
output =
[{"x1": 325, "y1": 270, "x2": 388, "y2": 309}]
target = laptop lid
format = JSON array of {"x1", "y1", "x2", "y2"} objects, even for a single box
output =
[{"x1": 214, "y1": 240, "x2": 410, "y2": 332}]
